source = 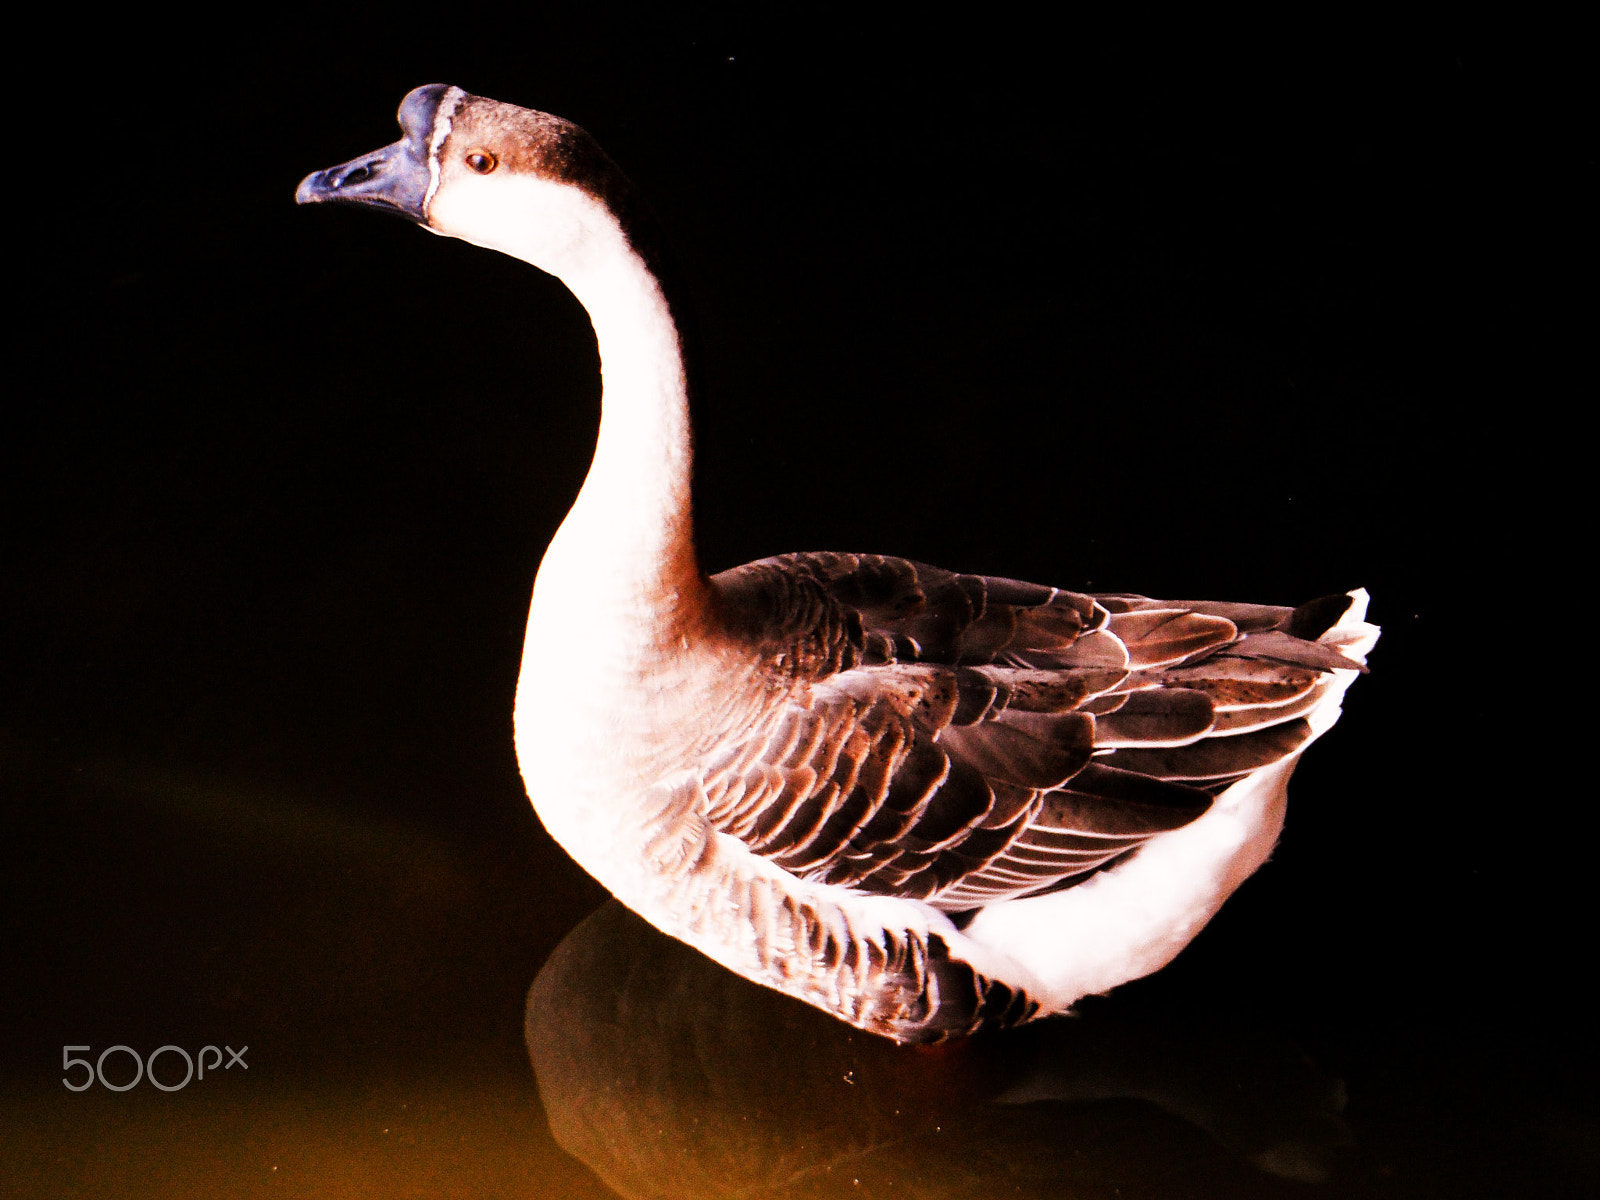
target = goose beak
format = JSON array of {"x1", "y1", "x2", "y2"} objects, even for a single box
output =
[
  {"x1": 298, "y1": 84, "x2": 458, "y2": 225},
  {"x1": 296, "y1": 136, "x2": 432, "y2": 222}
]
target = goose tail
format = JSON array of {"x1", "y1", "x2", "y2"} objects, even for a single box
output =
[
  {"x1": 1304, "y1": 588, "x2": 1380, "y2": 738},
  {"x1": 953, "y1": 589, "x2": 1378, "y2": 1017}
]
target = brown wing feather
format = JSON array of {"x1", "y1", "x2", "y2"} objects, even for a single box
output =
[{"x1": 706, "y1": 554, "x2": 1360, "y2": 910}]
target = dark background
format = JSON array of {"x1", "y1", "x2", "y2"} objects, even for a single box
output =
[{"x1": 3, "y1": 11, "x2": 1587, "y2": 1198}]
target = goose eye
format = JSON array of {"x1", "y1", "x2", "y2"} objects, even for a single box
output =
[{"x1": 465, "y1": 151, "x2": 498, "y2": 174}]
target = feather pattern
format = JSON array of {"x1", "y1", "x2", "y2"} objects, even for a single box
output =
[{"x1": 702, "y1": 555, "x2": 1361, "y2": 918}]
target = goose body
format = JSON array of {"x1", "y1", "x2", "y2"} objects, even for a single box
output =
[{"x1": 298, "y1": 86, "x2": 1378, "y2": 1042}]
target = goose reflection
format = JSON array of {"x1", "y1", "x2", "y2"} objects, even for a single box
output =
[{"x1": 527, "y1": 901, "x2": 1356, "y2": 1199}]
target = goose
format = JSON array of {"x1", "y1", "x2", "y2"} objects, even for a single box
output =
[{"x1": 297, "y1": 85, "x2": 1378, "y2": 1043}]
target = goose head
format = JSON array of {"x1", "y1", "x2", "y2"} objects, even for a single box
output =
[{"x1": 297, "y1": 84, "x2": 637, "y2": 282}]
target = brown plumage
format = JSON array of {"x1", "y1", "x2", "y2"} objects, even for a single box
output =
[{"x1": 700, "y1": 554, "x2": 1363, "y2": 918}]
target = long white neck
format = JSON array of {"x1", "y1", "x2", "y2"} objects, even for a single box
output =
[
  {"x1": 532, "y1": 225, "x2": 707, "y2": 644},
  {"x1": 431, "y1": 173, "x2": 708, "y2": 643},
  {"x1": 435, "y1": 176, "x2": 721, "y2": 808}
]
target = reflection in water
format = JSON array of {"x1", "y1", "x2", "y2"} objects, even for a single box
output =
[{"x1": 527, "y1": 902, "x2": 1354, "y2": 1199}]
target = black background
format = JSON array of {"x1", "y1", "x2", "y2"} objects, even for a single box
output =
[{"x1": 3, "y1": 11, "x2": 1588, "y2": 1198}]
